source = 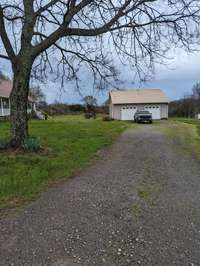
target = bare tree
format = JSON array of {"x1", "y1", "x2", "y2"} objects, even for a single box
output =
[
  {"x1": 83, "y1": 95, "x2": 97, "y2": 107},
  {"x1": 83, "y1": 95, "x2": 97, "y2": 118},
  {"x1": 0, "y1": 0, "x2": 200, "y2": 148},
  {"x1": 192, "y1": 82, "x2": 200, "y2": 100},
  {"x1": 29, "y1": 85, "x2": 46, "y2": 103}
]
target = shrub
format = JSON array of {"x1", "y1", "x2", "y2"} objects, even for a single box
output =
[
  {"x1": 23, "y1": 137, "x2": 41, "y2": 152},
  {"x1": 102, "y1": 116, "x2": 113, "y2": 121}
]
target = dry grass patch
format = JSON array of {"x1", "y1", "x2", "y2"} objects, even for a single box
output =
[{"x1": 163, "y1": 120, "x2": 200, "y2": 160}]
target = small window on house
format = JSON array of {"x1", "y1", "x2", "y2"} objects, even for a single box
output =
[
  {"x1": 28, "y1": 102, "x2": 33, "y2": 109},
  {"x1": 2, "y1": 98, "x2": 9, "y2": 109}
]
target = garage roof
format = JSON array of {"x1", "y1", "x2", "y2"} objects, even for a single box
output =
[{"x1": 110, "y1": 89, "x2": 169, "y2": 104}]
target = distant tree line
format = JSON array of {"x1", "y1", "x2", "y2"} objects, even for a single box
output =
[
  {"x1": 35, "y1": 95, "x2": 108, "y2": 117},
  {"x1": 169, "y1": 82, "x2": 200, "y2": 118},
  {"x1": 40, "y1": 103, "x2": 108, "y2": 117}
]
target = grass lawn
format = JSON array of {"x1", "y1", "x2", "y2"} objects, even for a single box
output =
[
  {"x1": 171, "y1": 117, "x2": 200, "y2": 127},
  {"x1": 167, "y1": 118, "x2": 200, "y2": 158},
  {"x1": 0, "y1": 115, "x2": 128, "y2": 209}
]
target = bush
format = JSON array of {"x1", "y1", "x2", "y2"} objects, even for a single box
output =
[
  {"x1": 102, "y1": 116, "x2": 113, "y2": 121},
  {"x1": 23, "y1": 137, "x2": 41, "y2": 152},
  {"x1": 0, "y1": 138, "x2": 9, "y2": 150}
]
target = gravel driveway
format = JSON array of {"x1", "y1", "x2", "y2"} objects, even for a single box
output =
[{"x1": 1, "y1": 122, "x2": 200, "y2": 266}]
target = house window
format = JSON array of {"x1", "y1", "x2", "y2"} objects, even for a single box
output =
[
  {"x1": 28, "y1": 102, "x2": 33, "y2": 110},
  {"x1": 2, "y1": 98, "x2": 9, "y2": 109}
]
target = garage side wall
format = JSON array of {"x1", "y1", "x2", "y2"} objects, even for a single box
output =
[
  {"x1": 161, "y1": 104, "x2": 168, "y2": 119},
  {"x1": 109, "y1": 103, "x2": 113, "y2": 118},
  {"x1": 111, "y1": 104, "x2": 122, "y2": 120}
]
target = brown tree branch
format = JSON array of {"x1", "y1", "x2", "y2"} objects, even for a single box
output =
[
  {"x1": 0, "y1": 54, "x2": 10, "y2": 60},
  {"x1": 35, "y1": 0, "x2": 62, "y2": 15},
  {"x1": 0, "y1": 5, "x2": 16, "y2": 62}
]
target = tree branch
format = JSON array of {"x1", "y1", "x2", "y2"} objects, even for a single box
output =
[
  {"x1": 32, "y1": 0, "x2": 132, "y2": 56},
  {"x1": 35, "y1": 0, "x2": 61, "y2": 16},
  {"x1": 0, "y1": 54, "x2": 10, "y2": 60},
  {"x1": 0, "y1": 5, "x2": 16, "y2": 62}
]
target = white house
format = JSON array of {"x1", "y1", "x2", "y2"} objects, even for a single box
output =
[
  {"x1": 0, "y1": 79, "x2": 36, "y2": 117},
  {"x1": 109, "y1": 89, "x2": 169, "y2": 120}
]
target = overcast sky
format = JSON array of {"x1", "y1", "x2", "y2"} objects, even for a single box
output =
[{"x1": 1, "y1": 48, "x2": 200, "y2": 104}]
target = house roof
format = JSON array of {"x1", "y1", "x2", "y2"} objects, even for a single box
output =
[
  {"x1": 110, "y1": 89, "x2": 169, "y2": 104},
  {"x1": 0, "y1": 79, "x2": 34, "y2": 102},
  {"x1": 0, "y1": 79, "x2": 11, "y2": 98}
]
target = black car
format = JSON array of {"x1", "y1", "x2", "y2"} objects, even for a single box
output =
[{"x1": 134, "y1": 110, "x2": 152, "y2": 123}]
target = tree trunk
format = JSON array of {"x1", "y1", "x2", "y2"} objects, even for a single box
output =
[{"x1": 10, "y1": 62, "x2": 32, "y2": 148}]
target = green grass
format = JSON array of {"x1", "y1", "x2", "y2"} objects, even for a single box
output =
[
  {"x1": 0, "y1": 115, "x2": 128, "y2": 209},
  {"x1": 166, "y1": 118, "x2": 200, "y2": 158},
  {"x1": 171, "y1": 117, "x2": 200, "y2": 127}
]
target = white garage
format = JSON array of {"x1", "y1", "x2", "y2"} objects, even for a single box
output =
[
  {"x1": 121, "y1": 106, "x2": 137, "y2": 120},
  {"x1": 109, "y1": 89, "x2": 169, "y2": 120},
  {"x1": 144, "y1": 105, "x2": 161, "y2": 120}
]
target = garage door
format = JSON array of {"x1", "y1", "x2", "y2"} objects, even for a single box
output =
[
  {"x1": 144, "y1": 105, "x2": 160, "y2": 120},
  {"x1": 121, "y1": 106, "x2": 137, "y2": 120}
]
